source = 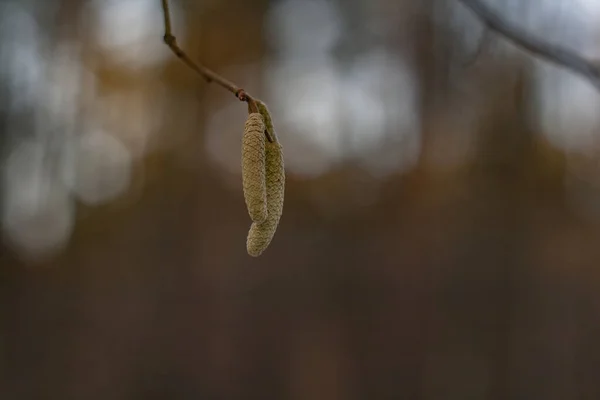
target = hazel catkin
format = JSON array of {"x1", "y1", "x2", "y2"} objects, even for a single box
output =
[
  {"x1": 246, "y1": 101, "x2": 285, "y2": 257},
  {"x1": 256, "y1": 100, "x2": 275, "y2": 138},
  {"x1": 247, "y1": 138, "x2": 285, "y2": 257},
  {"x1": 241, "y1": 113, "x2": 267, "y2": 223}
]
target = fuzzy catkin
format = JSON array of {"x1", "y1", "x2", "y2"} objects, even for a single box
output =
[
  {"x1": 247, "y1": 138, "x2": 285, "y2": 257},
  {"x1": 256, "y1": 100, "x2": 275, "y2": 138},
  {"x1": 242, "y1": 113, "x2": 267, "y2": 223},
  {"x1": 246, "y1": 102, "x2": 285, "y2": 257}
]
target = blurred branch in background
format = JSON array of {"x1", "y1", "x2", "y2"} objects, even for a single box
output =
[
  {"x1": 458, "y1": 0, "x2": 600, "y2": 89},
  {"x1": 462, "y1": 26, "x2": 492, "y2": 68}
]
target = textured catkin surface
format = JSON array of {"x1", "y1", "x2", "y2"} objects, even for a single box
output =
[
  {"x1": 242, "y1": 113, "x2": 267, "y2": 223},
  {"x1": 256, "y1": 101, "x2": 274, "y2": 137},
  {"x1": 247, "y1": 138, "x2": 285, "y2": 257}
]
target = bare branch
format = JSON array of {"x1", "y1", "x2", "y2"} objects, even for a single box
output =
[
  {"x1": 457, "y1": 0, "x2": 600, "y2": 89},
  {"x1": 160, "y1": 0, "x2": 275, "y2": 141}
]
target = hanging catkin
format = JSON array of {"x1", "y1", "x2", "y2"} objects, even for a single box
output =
[
  {"x1": 256, "y1": 100, "x2": 275, "y2": 138},
  {"x1": 246, "y1": 101, "x2": 285, "y2": 257},
  {"x1": 241, "y1": 113, "x2": 267, "y2": 223}
]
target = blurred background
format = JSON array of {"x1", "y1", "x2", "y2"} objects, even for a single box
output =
[{"x1": 2, "y1": 0, "x2": 600, "y2": 398}]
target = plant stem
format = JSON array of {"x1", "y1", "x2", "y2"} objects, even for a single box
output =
[{"x1": 160, "y1": 0, "x2": 274, "y2": 140}]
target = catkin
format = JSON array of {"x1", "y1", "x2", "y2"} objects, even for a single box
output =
[
  {"x1": 242, "y1": 113, "x2": 267, "y2": 223},
  {"x1": 247, "y1": 139, "x2": 285, "y2": 257},
  {"x1": 256, "y1": 100, "x2": 275, "y2": 138},
  {"x1": 246, "y1": 101, "x2": 285, "y2": 257}
]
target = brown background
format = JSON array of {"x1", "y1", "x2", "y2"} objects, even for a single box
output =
[{"x1": 1, "y1": 0, "x2": 600, "y2": 399}]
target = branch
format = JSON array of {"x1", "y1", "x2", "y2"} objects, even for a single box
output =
[
  {"x1": 161, "y1": 0, "x2": 274, "y2": 141},
  {"x1": 457, "y1": 0, "x2": 600, "y2": 89}
]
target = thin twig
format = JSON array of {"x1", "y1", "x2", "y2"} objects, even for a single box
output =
[
  {"x1": 160, "y1": 0, "x2": 274, "y2": 141},
  {"x1": 457, "y1": 0, "x2": 600, "y2": 89}
]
